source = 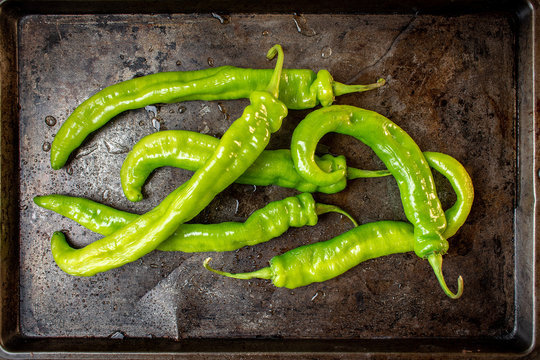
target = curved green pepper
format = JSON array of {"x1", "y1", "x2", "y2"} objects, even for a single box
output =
[
  {"x1": 50, "y1": 64, "x2": 384, "y2": 170},
  {"x1": 50, "y1": 44, "x2": 288, "y2": 276},
  {"x1": 205, "y1": 151, "x2": 474, "y2": 298},
  {"x1": 120, "y1": 129, "x2": 390, "y2": 202},
  {"x1": 206, "y1": 221, "x2": 416, "y2": 289},
  {"x1": 291, "y1": 105, "x2": 447, "y2": 255},
  {"x1": 35, "y1": 193, "x2": 357, "y2": 252}
]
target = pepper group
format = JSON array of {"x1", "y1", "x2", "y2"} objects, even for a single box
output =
[{"x1": 35, "y1": 45, "x2": 474, "y2": 299}]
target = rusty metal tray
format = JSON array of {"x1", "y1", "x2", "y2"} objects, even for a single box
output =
[{"x1": 0, "y1": 0, "x2": 537, "y2": 358}]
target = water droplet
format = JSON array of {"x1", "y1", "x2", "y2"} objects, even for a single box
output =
[
  {"x1": 102, "y1": 189, "x2": 109, "y2": 200},
  {"x1": 311, "y1": 290, "x2": 325, "y2": 301},
  {"x1": 75, "y1": 143, "x2": 98, "y2": 158},
  {"x1": 207, "y1": 57, "x2": 215, "y2": 67},
  {"x1": 103, "y1": 140, "x2": 129, "y2": 154},
  {"x1": 234, "y1": 199, "x2": 239, "y2": 214},
  {"x1": 178, "y1": 106, "x2": 186, "y2": 114},
  {"x1": 198, "y1": 104, "x2": 211, "y2": 117},
  {"x1": 152, "y1": 118, "x2": 161, "y2": 131},
  {"x1": 217, "y1": 102, "x2": 230, "y2": 120},
  {"x1": 251, "y1": 185, "x2": 257, "y2": 192},
  {"x1": 104, "y1": 140, "x2": 129, "y2": 154},
  {"x1": 176, "y1": 60, "x2": 182, "y2": 66},
  {"x1": 145, "y1": 105, "x2": 158, "y2": 117},
  {"x1": 65, "y1": 166, "x2": 73, "y2": 176},
  {"x1": 169, "y1": 109, "x2": 175, "y2": 114},
  {"x1": 45, "y1": 115, "x2": 57, "y2": 126},
  {"x1": 321, "y1": 46, "x2": 332, "y2": 58},
  {"x1": 211, "y1": 13, "x2": 230, "y2": 24},
  {"x1": 150, "y1": 263, "x2": 158, "y2": 269},
  {"x1": 262, "y1": 30, "x2": 270, "y2": 36},
  {"x1": 201, "y1": 124, "x2": 210, "y2": 134},
  {"x1": 292, "y1": 13, "x2": 317, "y2": 37},
  {"x1": 42, "y1": 141, "x2": 51, "y2": 152},
  {"x1": 109, "y1": 331, "x2": 125, "y2": 339}
]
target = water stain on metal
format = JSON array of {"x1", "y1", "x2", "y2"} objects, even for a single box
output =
[{"x1": 292, "y1": 13, "x2": 317, "y2": 36}]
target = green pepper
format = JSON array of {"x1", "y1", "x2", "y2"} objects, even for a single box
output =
[
  {"x1": 120, "y1": 129, "x2": 390, "y2": 202},
  {"x1": 205, "y1": 151, "x2": 474, "y2": 298},
  {"x1": 289, "y1": 106, "x2": 463, "y2": 295},
  {"x1": 35, "y1": 193, "x2": 357, "y2": 252},
  {"x1": 50, "y1": 44, "x2": 288, "y2": 276},
  {"x1": 205, "y1": 221, "x2": 416, "y2": 289},
  {"x1": 50, "y1": 65, "x2": 384, "y2": 170}
]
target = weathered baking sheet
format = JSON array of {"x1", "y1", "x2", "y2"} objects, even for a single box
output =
[{"x1": 0, "y1": 0, "x2": 537, "y2": 357}]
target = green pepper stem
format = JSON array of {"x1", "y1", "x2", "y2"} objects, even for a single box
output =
[
  {"x1": 315, "y1": 203, "x2": 358, "y2": 227},
  {"x1": 427, "y1": 253, "x2": 464, "y2": 299},
  {"x1": 265, "y1": 44, "x2": 284, "y2": 98},
  {"x1": 203, "y1": 257, "x2": 273, "y2": 280},
  {"x1": 347, "y1": 167, "x2": 391, "y2": 179},
  {"x1": 332, "y1": 78, "x2": 386, "y2": 97}
]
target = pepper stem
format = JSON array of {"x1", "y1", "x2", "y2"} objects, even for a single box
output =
[
  {"x1": 315, "y1": 203, "x2": 358, "y2": 227},
  {"x1": 332, "y1": 78, "x2": 386, "y2": 97},
  {"x1": 427, "y1": 253, "x2": 464, "y2": 299},
  {"x1": 347, "y1": 167, "x2": 391, "y2": 180},
  {"x1": 265, "y1": 44, "x2": 284, "y2": 98},
  {"x1": 203, "y1": 257, "x2": 273, "y2": 280}
]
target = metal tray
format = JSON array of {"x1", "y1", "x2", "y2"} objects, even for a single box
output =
[{"x1": 0, "y1": 0, "x2": 537, "y2": 358}]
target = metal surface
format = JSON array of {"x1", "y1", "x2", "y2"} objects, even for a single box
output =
[{"x1": 0, "y1": 0, "x2": 537, "y2": 357}]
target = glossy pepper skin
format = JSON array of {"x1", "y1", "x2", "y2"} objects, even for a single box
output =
[
  {"x1": 290, "y1": 105, "x2": 447, "y2": 259},
  {"x1": 50, "y1": 65, "x2": 384, "y2": 170},
  {"x1": 205, "y1": 151, "x2": 474, "y2": 298},
  {"x1": 120, "y1": 129, "x2": 390, "y2": 202},
  {"x1": 50, "y1": 44, "x2": 288, "y2": 276},
  {"x1": 206, "y1": 221, "x2": 416, "y2": 289},
  {"x1": 35, "y1": 193, "x2": 357, "y2": 252},
  {"x1": 424, "y1": 152, "x2": 474, "y2": 239}
]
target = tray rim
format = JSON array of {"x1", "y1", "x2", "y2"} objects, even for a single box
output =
[{"x1": 0, "y1": 0, "x2": 538, "y2": 357}]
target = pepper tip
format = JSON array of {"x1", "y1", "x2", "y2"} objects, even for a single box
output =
[
  {"x1": 266, "y1": 44, "x2": 283, "y2": 61},
  {"x1": 203, "y1": 257, "x2": 213, "y2": 269},
  {"x1": 427, "y1": 253, "x2": 464, "y2": 300}
]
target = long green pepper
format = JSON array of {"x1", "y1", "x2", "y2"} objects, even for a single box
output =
[
  {"x1": 120, "y1": 129, "x2": 390, "y2": 202},
  {"x1": 50, "y1": 44, "x2": 288, "y2": 276},
  {"x1": 290, "y1": 105, "x2": 460, "y2": 297},
  {"x1": 35, "y1": 193, "x2": 357, "y2": 253},
  {"x1": 50, "y1": 64, "x2": 384, "y2": 170},
  {"x1": 205, "y1": 151, "x2": 474, "y2": 298}
]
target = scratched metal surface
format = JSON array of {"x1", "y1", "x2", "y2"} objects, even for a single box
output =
[{"x1": 18, "y1": 12, "x2": 515, "y2": 344}]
